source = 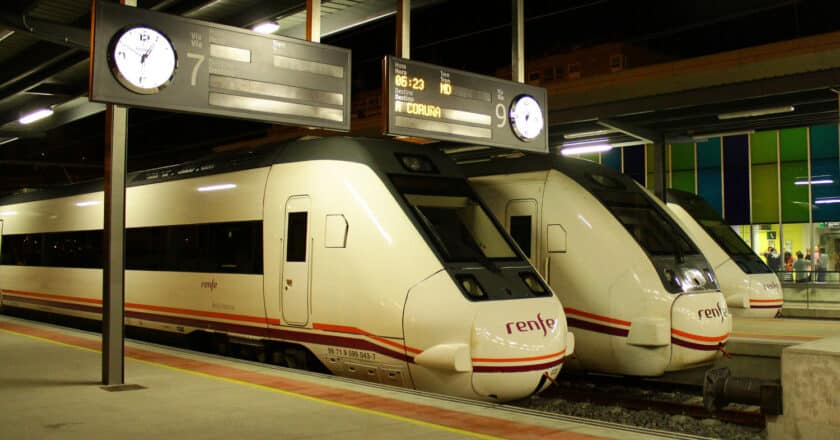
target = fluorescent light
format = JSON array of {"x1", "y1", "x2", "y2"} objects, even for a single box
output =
[
  {"x1": 252, "y1": 21, "x2": 279, "y2": 34},
  {"x1": 0, "y1": 211, "x2": 17, "y2": 216},
  {"x1": 198, "y1": 183, "x2": 236, "y2": 192},
  {"x1": 561, "y1": 144, "x2": 612, "y2": 156},
  {"x1": 0, "y1": 137, "x2": 19, "y2": 146},
  {"x1": 815, "y1": 197, "x2": 840, "y2": 205},
  {"x1": 718, "y1": 106, "x2": 794, "y2": 120},
  {"x1": 19, "y1": 108, "x2": 54, "y2": 125},
  {"x1": 75, "y1": 201, "x2": 100, "y2": 207},
  {"x1": 691, "y1": 129, "x2": 755, "y2": 141},
  {"x1": 795, "y1": 176, "x2": 835, "y2": 185},
  {"x1": 563, "y1": 128, "x2": 616, "y2": 139}
]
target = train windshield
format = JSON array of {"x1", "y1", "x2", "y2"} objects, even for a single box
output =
[
  {"x1": 390, "y1": 174, "x2": 518, "y2": 263},
  {"x1": 579, "y1": 173, "x2": 699, "y2": 258},
  {"x1": 668, "y1": 190, "x2": 771, "y2": 274}
]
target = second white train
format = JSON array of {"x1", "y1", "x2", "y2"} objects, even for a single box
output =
[{"x1": 464, "y1": 155, "x2": 731, "y2": 377}]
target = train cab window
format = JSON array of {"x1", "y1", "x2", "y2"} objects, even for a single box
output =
[
  {"x1": 286, "y1": 212, "x2": 308, "y2": 262},
  {"x1": 509, "y1": 215, "x2": 532, "y2": 257},
  {"x1": 390, "y1": 175, "x2": 518, "y2": 263}
]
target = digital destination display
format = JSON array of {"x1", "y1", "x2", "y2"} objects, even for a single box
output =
[
  {"x1": 384, "y1": 56, "x2": 548, "y2": 152},
  {"x1": 90, "y1": 1, "x2": 351, "y2": 131}
]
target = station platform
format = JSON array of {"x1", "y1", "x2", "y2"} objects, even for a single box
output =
[{"x1": 0, "y1": 315, "x2": 701, "y2": 440}]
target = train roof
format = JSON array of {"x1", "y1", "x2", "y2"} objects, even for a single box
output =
[
  {"x1": 458, "y1": 152, "x2": 630, "y2": 187},
  {"x1": 0, "y1": 136, "x2": 462, "y2": 205}
]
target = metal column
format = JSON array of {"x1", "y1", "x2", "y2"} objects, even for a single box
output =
[
  {"x1": 306, "y1": 0, "x2": 321, "y2": 43},
  {"x1": 396, "y1": 0, "x2": 410, "y2": 58},
  {"x1": 511, "y1": 0, "x2": 524, "y2": 83},
  {"x1": 653, "y1": 135, "x2": 667, "y2": 202}
]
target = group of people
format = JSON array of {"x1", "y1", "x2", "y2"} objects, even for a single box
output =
[{"x1": 764, "y1": 246, "x2": 830, "y2": 282}]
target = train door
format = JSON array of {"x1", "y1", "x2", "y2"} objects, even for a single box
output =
[
  {"x1": 281, "y1": 196, "x2": 311, "y2": 326},
  {"x1": 505, "y1": 199, "x2": 537, "y2": 266}
]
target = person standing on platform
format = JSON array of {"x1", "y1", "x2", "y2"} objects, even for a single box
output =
[
  {"x1": 794, "y1": 251, "x2": 810, "y2": 283},
  {"x1": 817, "y1": 246, "x2": 829, "y2": 282}
]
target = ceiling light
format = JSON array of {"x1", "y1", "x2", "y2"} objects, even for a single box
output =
[
  {"x1": 252, "y1": 21, "x2": 280, "y2": 34},
  {"x1": 75, "y1": 201, "x2": 100, "y2": 207},
  {"x1": 718, "y1": 106, "x2": 794, "y2": 120},
  {"x1": 815, "y1": 197, "x2": 840, "y2": 205},
  {"x1": 795, "y1": 176, "x2": 835, "y2": 186},
  {"x1": 19, "y1": 108, "x2": 54, "y2": 125},
  {"x1": 563, "y1": 128, "x2": 616, "y2": 139},
  {"x1": 0, "y1": 137, "x2": 19, "y2": 146},
  {"x1": 691, "y1": 129, "x2": 755, "y2": 141},
  {"x1": 198, "y1": 183, "x2": 236, "y2": 192},
  {"x1": 561, "y1": 144, "x2": 612, "y2": 156}
]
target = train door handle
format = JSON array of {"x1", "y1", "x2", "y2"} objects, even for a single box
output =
[{"x1": 285, "y1": 279, "x2": 293, "y2": 290}]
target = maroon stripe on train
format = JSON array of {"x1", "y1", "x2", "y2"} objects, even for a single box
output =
[
  {"x1": 3, "y1": 294, "x2": 414, "y2": 363},
  {"x1": 671, "y1": 337, "x2": 721, "y2": 351},
  {"x1": 751, "y1": 304, "x2": 783, "y2": 309},
  {"x1": 473, "y1": 357, "x2": 565, "y2": 373},
  {"x1": 567, "y1": 317, "x2": 629, "y2": 337}
]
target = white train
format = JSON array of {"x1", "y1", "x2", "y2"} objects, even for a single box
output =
[
  {"x1": 665, "y1": 189, "x2": 783, "y2": 318},
  {"x1": 463, "y1": 155, "x2": 731, "y2": 377},
  {"x1": 0, "y1": 137, "x2": 573, "y2": 402}
]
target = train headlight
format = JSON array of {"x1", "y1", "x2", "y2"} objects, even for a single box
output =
[
  {"x1": 520, "y1": 272, "x2": 550, "y2": 296},
  {"x1": 397, "y1": 154, "x2": 438, "y2": 173},
  {"x1": 456, "y1": 274, "x2": 487, "y2": 299}
]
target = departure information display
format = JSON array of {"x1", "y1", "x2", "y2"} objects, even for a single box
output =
[
  {"x1": 90, "y1": 1, "x2": 351, "y2": 131},
  {"x1": 384, "y1": 56, "x2": 548, "y2": 152}
]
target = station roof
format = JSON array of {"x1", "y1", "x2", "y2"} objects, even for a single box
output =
[{"x1": 1, "y1": 0, "x2": 839, "y2": 195}]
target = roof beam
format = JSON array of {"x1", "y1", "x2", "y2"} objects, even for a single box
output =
[{"x1": 0, "y1": 12, "x2": 89, "y2": 51}]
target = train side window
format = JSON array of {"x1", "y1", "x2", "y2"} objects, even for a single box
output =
[
  {"x1": 547, "y1": 224, "x2": 567, "y2": 253},
  {"x1": 509, "y1": 215, "x2": 532, "y2": 257},
  {"x1": 286, "y1": 212, "x2": 308, "y2": 262},
  {"x1": 324, "y1": 214, "x2": 348, "y2": 248}
]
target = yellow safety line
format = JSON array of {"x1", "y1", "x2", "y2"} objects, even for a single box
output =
[{"x1": 0, "y1": 325, "x2": 503, "y2": 440}]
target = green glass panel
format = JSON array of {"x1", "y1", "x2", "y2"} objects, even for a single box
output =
[
  {"x1": 780, "y1": 161, "x2": 810, "y2": 223},
  {"x1": 671, "y1": 171, "x2": 695, "y2": 192},
  {"x1": 751, "y1": 163, "x2": 779, "y2": 223},
  {"x1": 751, "y1": 131, "x2": 777, "y2": 164},
  {"x1": 811, "y1": 124, "x2": 839, "y2": 159},
  {"x1": 779, "y1": 127, "x2": 808, "y2": 161},
  {"x1": 671, "y1": 143, "x2": 695, "y2": 169}
]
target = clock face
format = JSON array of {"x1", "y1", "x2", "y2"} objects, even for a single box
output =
[
  {"x1": 108, "y1": 26, "x2": 177, "y2": 95},
  {"x1": 509, "y1": 94, "x2": 544, "y2": 141}
]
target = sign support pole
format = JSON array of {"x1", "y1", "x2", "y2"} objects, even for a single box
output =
[
  {"x1": 101, "y1": 0, "x2": 132, "y2": 387},
  {"x1": 511, "y1": 0, "x2": 524, "y2": 83},
  {"x1": 306, "y1": 0, "x2": 321, "y2": 43},
  {"x1": 396, "y1": 0, "x2": 410, "y2": 59}
]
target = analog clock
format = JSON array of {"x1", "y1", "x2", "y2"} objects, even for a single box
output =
[
  {"x1": 509, "y1": 94, "x2": 544, "y2": 141},
  {"x1": 108, "y1": 26, "x2": 177, "y2": 95}
]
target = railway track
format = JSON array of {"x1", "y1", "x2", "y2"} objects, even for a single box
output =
[{"x1": 513, "y1": 373, "x2": 767, "y2": 439}]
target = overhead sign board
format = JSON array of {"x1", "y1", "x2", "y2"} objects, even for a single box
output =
[
  {"x1": 90, "y1": 1, "x2": 351, "y2": 131},
  {"x1": 384, "y1": 56, "x2": 548, "y2": 152}
]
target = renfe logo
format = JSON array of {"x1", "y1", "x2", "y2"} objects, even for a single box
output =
[
  {"x1": 697, "y1": 302, "x2": 728, "y2": 322},
  {"x1": 763, "y1": 282, "x2": 780, "y2": 291},
  {"x1": 201, "y1": 279, "x2": 218, "y2": 293},
  {"x1": 506, "y1": 313, "x2": 557, "y2": 336}
]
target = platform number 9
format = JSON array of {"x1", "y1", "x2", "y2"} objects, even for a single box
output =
[{"x1": 495, "y1": 103, "x2": 507, "y2": 128}]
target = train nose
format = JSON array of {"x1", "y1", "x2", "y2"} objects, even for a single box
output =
[
  {"x1": 469, "y1": 299, "x2": 570, "y2": 401},
  {"x1": 668, "y1": 293, "x2": 732, "y2": 371}
]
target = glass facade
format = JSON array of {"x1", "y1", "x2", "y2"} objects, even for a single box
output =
[{"x1": 563, "y1": 123, "x2": 840, "y2": 309}]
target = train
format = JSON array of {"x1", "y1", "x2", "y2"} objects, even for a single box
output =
[
  {"x1": 462, "y1": 154, "x2": 731, "y2": 377},
  {"x1": 665, "y1": 189, "x2": 784, "y2": 318},
  {"x1": 0, "y1": 136, "x2": 573, "y2": 402}
]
